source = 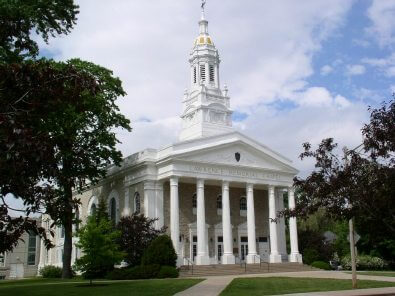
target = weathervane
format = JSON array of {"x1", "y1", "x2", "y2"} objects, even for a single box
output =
[{"x1": 201, "y1": 0, "x2": 206, "y2": 12}]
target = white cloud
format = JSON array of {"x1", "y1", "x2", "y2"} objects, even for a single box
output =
[
  {"x1": 321, "y1": 65, "x2": 333, "y2": 75},
  {"x1": 346, "y1": 64, "x2": 366, "y2": 76},
  {"x1": 363, "y1": 53, "x2": 395, "y2": 77},
  {"x1": 292, "y1": 87, "x2": 351, "y2": 109},
  {"x1": 366, "y1": 0, "x2": 395, "y2": 48}
]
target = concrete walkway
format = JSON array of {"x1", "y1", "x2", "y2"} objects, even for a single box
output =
[{"x1": 174, "y1": 271, "x2": 395, "y2": 296}]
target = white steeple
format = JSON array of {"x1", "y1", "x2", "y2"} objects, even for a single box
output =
[{"x1": 179, "y1": 3, "x2": 233, "y2": 141}]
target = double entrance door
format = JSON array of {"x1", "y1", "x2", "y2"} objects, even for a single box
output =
[{"x1": 240, "y1": 236, "x2": 248, "y2": 261}]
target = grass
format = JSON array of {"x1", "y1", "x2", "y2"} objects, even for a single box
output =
[
  {"x1": 347, "y1": 271, "x2": 395, "y2": 277},
  {"x1": 220, "y1": 277, "x2": 395, "y2": 296},
  {"x1": 0, "y1": 278, "x2": 202, "y2": 296}
]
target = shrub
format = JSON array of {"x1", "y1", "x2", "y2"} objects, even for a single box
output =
[
  {"x1": 311, "y1": 261, "x2": 331, "y2": 270},
  {"x1": 157, "y1": 266, "x2": 179, "y2": 278},
  {"x1": 106, "y1": 264, "x2": 161, "y2": 280},
  {"x1": 141, "y1": 235, "x2": 177, "y2": 267},
  {"x1": 303, "y1": 248, "x2": 320, "y2": 265},
  {"x1": 341, "y1": 255, "x2": 388, "y2": 270},
  {"x1": 39, "y1": 265, "x2": 62, "y2": 278}
]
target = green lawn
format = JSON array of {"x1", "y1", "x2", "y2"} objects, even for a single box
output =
[
  {"x1": 0, "y1": 278, "x2": 202, "y2": 296},
  {"x1": 220, "y1": 277, "x2": 395, "y2": 296},
  {"x1": 347, "y1": 271, "x2": 395, "y2": 277}
]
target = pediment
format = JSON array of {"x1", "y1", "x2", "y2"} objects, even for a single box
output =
[{"x1": 174, "y1": 139, "x2": 297, "y2": 174}]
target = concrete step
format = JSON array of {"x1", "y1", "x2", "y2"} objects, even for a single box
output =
[{"x1": 179, "y1": 263, "x2": 316, "y2": 277}]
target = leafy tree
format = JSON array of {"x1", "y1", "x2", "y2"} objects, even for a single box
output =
[
  {"x1": 283, "y1": 99, "x2": 395, "y2": 264},
  {"x1": 141, "y1": 235, "x2": 177, "y2": 267},
  {"x1": 75, "y1": 215, "x2": 124, "y2": 284},
  {"x1": 0, "y1": 0, "x2": 79, "y2": 62},
  {"x1": 117, "y1": 214, "x2": 165, "y2": 266}
]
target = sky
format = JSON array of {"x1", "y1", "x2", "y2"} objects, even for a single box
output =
[
  {"x1": 8, "y1": 0, "x2": 395, "y2": 214},
  {"x1": 35, "y1": 0, "x2": 395, "y2": 174}
]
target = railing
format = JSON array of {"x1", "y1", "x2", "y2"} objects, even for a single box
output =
[
  {"x1": 184, "y1": 257, "x2": 194, "y2": 275},
  {"x1": 252, "y1": 255, "x2": 270, "y2": 273},
  {"x1": 239, "y1": 259, "x2": 247, "y2": 272}
]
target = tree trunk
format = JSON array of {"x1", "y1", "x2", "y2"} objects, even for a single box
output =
[{"x1": 62, "y1": 184, "x2": 74, "y2": 279}]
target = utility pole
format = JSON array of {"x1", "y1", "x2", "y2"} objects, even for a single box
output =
[{"x1": 343, "y1": 147, "x2": 358, "y2": 289}]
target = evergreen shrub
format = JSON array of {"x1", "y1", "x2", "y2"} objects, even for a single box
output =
[
  {"x1": 39, "y1": 265, "x2": 62, "y2": 278},
  {"x1": 141, "y1": 235, "x2": 177, "y2": 267},
  {"x1": 341, "y1": 255, "x2": 388, "y2": 270},
  {"x1": 157, "y1": 266, "x2": 179, "y2": 278},
  {"x1": 311, "y1": 261, "x2": 331, "y2": 270}
]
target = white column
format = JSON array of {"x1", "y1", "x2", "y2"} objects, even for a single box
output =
[
  {"x1": 155, "y1": 182, "x2": 164, "y2": 230},
  {"x1": 144, "y1": 181, "x2": 156, "y2": 219},
  {"x1": 276, "y1": 189, "x2": 287, "y2": 257},
  {"x1": 246, "y1": 183, "x2": 259, "y2": 263},
  {"x1": 269, "y1": 185, "x2": 282, "y2": 263},
  {"x1": 170, "y1": 177, "x2": 180, "y2": 263},
  {"x1": 221, "y1": 181, "x2": 235, "y2": 264},
  {"x1": 288, "y1": 187, "x2": 303, "y2": 263},
  {"x1": 122, "y1": 186, "x2": 130, "y2": 217},
  {"x1": 196, "y1": 179, "x2": 210, "y2": 265}
]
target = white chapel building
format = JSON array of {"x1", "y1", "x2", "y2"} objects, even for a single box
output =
[{"x1": 38, "y1": 8, "x2": 302, "y2": 269}]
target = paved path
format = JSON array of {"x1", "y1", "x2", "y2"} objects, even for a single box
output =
[{"x1": 174, "y1": 271, "x2": 395, "y2": 296}]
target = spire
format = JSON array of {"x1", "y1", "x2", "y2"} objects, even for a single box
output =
[
  {"x1": 201, "y1": 0, "x2": 206, "y2": 20},
  {"x1": 199, "y1": 0, "x2": 209, "y2": 35}
]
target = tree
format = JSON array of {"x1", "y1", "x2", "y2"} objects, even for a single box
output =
[
  {"x1": 283, "y1": 99, "x2": 395, "y2": 267},
  {"x1": 75, "y1": 215, "x2": 124, "y2": 284},
  {"x1": 141, "y1": 235, "x2": 177, "y2": 267},
  {"x1": 117, "y1": 214, "x2": 166, "y2": 266}
]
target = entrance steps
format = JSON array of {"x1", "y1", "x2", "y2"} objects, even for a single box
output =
[{"x1": 179, "y1": 262, "x2": 316, "y2": 277}]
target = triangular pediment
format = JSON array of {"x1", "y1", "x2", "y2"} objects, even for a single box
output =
[{"x1": 168, "y1": 132, "x2": 298, "y2": 174}]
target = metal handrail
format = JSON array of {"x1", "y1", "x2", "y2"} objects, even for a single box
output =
[
  {"x1": 252, "y1": 255, "x2": 270, "y2": 273},
  {"x1": 184, "y1": 257, "x2": 194, "y2": 275}
]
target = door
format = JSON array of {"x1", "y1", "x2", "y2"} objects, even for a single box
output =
[
  {"x1": 240, "y1": 236, "x2": 248, "y2": 261},
  {"x1": 10, "y1": 264, "x2": 24, "y2": 279},
  {"x1": 192, "y1": 236, "x2": 197, "y2": 262},
  {"x1": 258, "y1": 237, "x2": 270, "y2": 261},
  {"x1": 217, "y1": 236, "x2": 223, "y2": 263}
]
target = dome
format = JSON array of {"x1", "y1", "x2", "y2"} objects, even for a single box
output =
[{"x1": 194, "y1": 35, "x2": 214, "y2": 46}]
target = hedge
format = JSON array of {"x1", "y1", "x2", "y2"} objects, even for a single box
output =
[
  {"x1": 311, "y1": 261, "x2": 331, "y2": 270},
  {"x1": 106, "y1": 265, "x2": 178, "y2": 280},
  {"x1": 39, "y1": 265, "x2": 62, "y2": 278},
  {"x1": 341, "y1": 255, "x2": 388, "y2": 270}
]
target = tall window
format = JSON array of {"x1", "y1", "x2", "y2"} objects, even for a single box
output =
[
  {"x1": 193, "y1": 67, "x2": 197, "y2": 83},
  {"x1": 90, "y1": 203, "x2": 97, "y2": 216},
  {"x1": 192, "y1": 193, "x2": 197, "y2": 208},
  {"x1": 134, "y1": 192, "x2": 140, "y2": 214},
  {"x1": 110, "y1": 197, "x2": 116, "y2": 223},
  {"x1": 216, "y1": 195, "x2": 222, "y2": 209},
  {"x1": 75, "y1": 209, "x2": 80, "y2": 232},
  {"x1": 0, "y1": 253, "x2": 5, "y2": 267},
  {"x1": 200, "y1": 64, "x2": 206, "y2": 82},
  {"x1": 209, "y1": 65, "x2": 215, "y2": 82},
  {"x1": 27, "y1": 232, "x2": 37, "y2": 265},
  {"x1": 240, "y1": 197, "x2": 247, "y2": 211}
]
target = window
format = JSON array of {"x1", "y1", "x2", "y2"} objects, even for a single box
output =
[
  {"x1": 209, "y1": 65, "x2": 215, "y2": 82},
  {"x1": 200, "y1": 64, "x2": 206, "y2": 82},
  {"x1": 134, "y1": 192, "x2": 140, "y2": 214},
  {"x1": 75, "y1": 209, "x2": 80, "y2": 232},
  {"x1": 60, "y1": 226, "x2": 65, "y2": 238},
  {"x1": 193, "y1": 67, "x2": 197, "y2": 83},
  {"x1": 216, "y1": 195, "x2": 222, "y2": 209},
  {"x1": 90, "y1": 203, "x2": 97, "y2": 216},
  {"x1": 27, "y1": 232, "x2": 37, "y2": 265},
  {"x1": 110, "y1": 197, "x2": 116, "y2": 223},
  {"x1": 240, "y1": 197, "x2": 247, "y2": 211},
  {"x1": 192, "y1": 194, "x2": 197, "y2": 208},
  {"x1": 0, "y1": 253, "x2": 5, "y2": 267}
]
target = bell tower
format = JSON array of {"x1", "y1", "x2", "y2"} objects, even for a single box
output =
[{"x1": 179, "y1": 3, "x2": 233, "y2": 141}]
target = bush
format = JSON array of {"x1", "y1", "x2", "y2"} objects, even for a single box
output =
[
  {"x1": 39, "y1": 265, "x2": 62, "y2": 278},
  {"x1": 157, "y1": 266, "x2": 179, "y2": 278},
  {"x1": 311, "y1": 261, "x2": 331, "y2": 270},
  {"x1": 341, "y1": 255, "x2": 388, "y2": 270},
  {"x1": 106, "y1": 264, "x2": 161, "y2": 280},
  {"x1": 303, "y1": 248, "x2": 320, "y2": 265},
  {"x1": 141, "y1": 235, "x2": 177, "y2": 267}
]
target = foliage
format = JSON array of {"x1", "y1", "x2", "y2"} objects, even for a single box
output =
[
  {"x1": 341, "y1": 255, "x2": 388, "y2": 271},
  {"x1": 0, "y1": 0, "x2": 79, "y2": 62},
  {"x1": 158, "y1": 266, "x2": 179, "y2": 279},
  {"x1": 39, "y1": 265, "x2": 62, "y2": 278},
  {"x1": 298, "y1": 229, "x2": 333, "y2": 264},
  {"x1": 117, "y1": 214, "x2": 165, "y2": 266},
  {"x1": 282, "y1": 99, "x2": 395, "y2": 263},
  {"x1": 311, "y1": 261, "x2": 331, "y2": 270},
  {"x1": 95, "y1": 197, "x2": 110, "y2": 224},
  {"x1": 141, "y1": 235, "x2": 177, "y2": 267},
  {"x1": 106, "y1": 265, "x2": 161, "y2": 280},
  {"x1": 74, "y1": 215, "x2": 125, "y2": 282},
  {"x1": 302, "y1": 248, "x2": 320, "y2": 265}
]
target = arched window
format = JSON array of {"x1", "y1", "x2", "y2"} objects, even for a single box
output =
[
  {"x1": 75, "y1": 208, "x2": 80, "y2": 232},
  {"x1": 110, "y1": 198, "x2": 116, "y2": 223},
  {"x1": 217, "y1": 195, "x2": 222, "y2": 209},
  {"x1": 90, "y1": 203, "x2": 97, "y2": 216},
  {"x1": 192, "y1": 193, "x2": 197, "y2": 208},
  {"x1": 134, "y1": 192, "x2": 140, "y2": 214},
  {"x1": 240, "y1": 197, "x2": 247, "y2": 211}
]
